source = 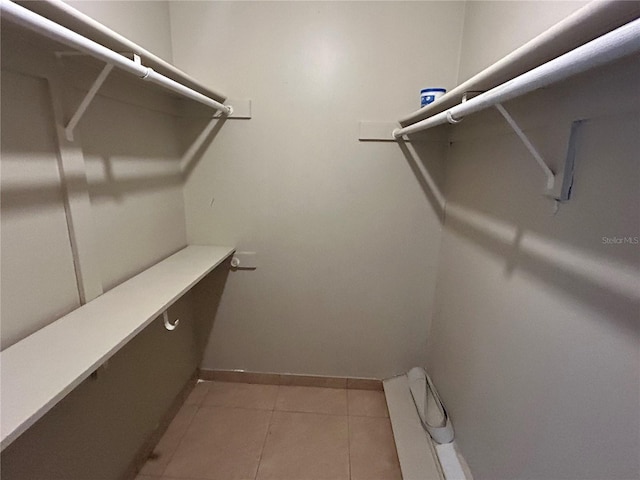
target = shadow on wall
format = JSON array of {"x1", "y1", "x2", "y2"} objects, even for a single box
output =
[
  {"x1": 445, "y1": 204, "x2": 639, "y2": 334},
  {"x1": 179, "y1": 115, "x2": 228, "y2": 180},
  {"x1": 394, "y1": 126, "x2": 450, "y2": 222},
  {"x1": 391, "y1": 84, "x2": 639, "y2": 336},
  {"x1": 88, "y1": 159, "x2": 184, "y2": 200},
  {"x1": 1, "y1": 56, "x2": 230, "y2": 207},
  {"x1": 0, "y1": 168, "x2": 183, "y2": 209},
  {"x1": 1, "y1": 114, "x2": 228, "y2": 211},
  {"x1": 437, "y1": 103, "x2": 640, "y2": 332},
  {"x1": 425, "y1": 105, "x2": 639, "y2": 479},
  {"x1": 191, "y1": 260, "x2": 233, "y2": 356},
  {"x1": 81, "y1": 111, "x2": 229, "y2": 196}
]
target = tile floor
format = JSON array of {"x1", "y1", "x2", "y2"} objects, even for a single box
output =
[{"x1": 135, "y1": 381, "x2": 401, "y2": 480}]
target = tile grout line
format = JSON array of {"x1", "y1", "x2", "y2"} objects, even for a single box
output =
[
  {"x1": 194, "y1": 404, "x2": 386, "y2": 418},
  {"x1": 253, "y1": 386, "x2": 279, "y2": 480},
  {"x1": 199, "y1": 404, "x2": 275, "y2": 412},
  {"x1": 156, "y1": 384, "x2": 395, "y2": 480},
  {"x1": 348, "y1": 413, "x2": 389, "y2": 418},
  {"x1": 273, "y1": 409, "x2": 349, "y2": 417},
  {"x1": 154, "y1": 383, "x2": 389, "y2": 480},
  {"x1": 347, "y1": 389, "x2": 353, "y2": 480},
  {"x1": 158, "y1": 384, "x2": 211, "y2": 477}
]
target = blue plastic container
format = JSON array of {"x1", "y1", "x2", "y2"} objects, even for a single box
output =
[{"x1": 421, "y1": 88, "x2": 446, "y2": 107}]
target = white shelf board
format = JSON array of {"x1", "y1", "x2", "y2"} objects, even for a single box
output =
[
  {"x1": 224, "y1": 99, "x2": 252, "y2": 119},
  {"x1": 358, "y1": 121, "x2": 400, "y2": 142},
  {"x1": 398, "y1": 0, "x2": 640, "y2": 127},
  {"x1": 0, "y1": 245, "x2": 234, "y2": 451},
  {"x1": 384, "y1": 375, "x2": 444, "y2": 480},
  {"x1": 20, "y1": 0, "x2": 227, "y2": 104}
]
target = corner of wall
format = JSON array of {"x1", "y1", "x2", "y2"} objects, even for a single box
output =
[
  {"x1": 454, "y1": 0, "x2": 470, "y2": 86},
  {"x1": 164, "y1": 0, "x2": 175, "y2": 65}
]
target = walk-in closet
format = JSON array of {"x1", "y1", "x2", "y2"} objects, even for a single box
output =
[{"x1": 1, "y1": 1, "x2": 638, "y2": 479}]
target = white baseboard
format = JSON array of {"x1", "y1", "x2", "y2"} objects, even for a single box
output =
[{"x1": 383, "y1": 374, "x2": 472, "y2": 480}]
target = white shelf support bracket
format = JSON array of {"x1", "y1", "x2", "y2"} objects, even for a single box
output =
[
  {"x1": 495, "y1": 103, "x2": 555, "y2": 191},
  {"x1": 65, "y1": 63, "x2": 114, "y2": 141}
]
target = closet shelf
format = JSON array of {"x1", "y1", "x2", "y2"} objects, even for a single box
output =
[
  {"x1": 0, "y1": 245, "x2": 235, "y2": 451},
  {"x1": 398, "y1": 0, "x2": 640, "y2": 127},
  {"x1": 1, "y1": 0, "x2": 231, "y2": 121},
  {"x1": 394, "y1": 17, "x2": 640, "y2": 139},
  {"x1": 17, "y1": 0, "x2": 225, "y2": 104},
  {"x1": 392, "y1": 17, "x2": 640, "y2": 200}
]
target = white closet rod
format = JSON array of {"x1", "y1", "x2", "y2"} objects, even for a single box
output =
[
  {"x1": 0, "y1": 0, "x2": 232, "y2": 115},
  {"x1": 393, "y1": 17, "x2": 640, "y2": 138}
]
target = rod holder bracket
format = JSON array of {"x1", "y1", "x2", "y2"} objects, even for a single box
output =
[{"x1": 446, "y1": 111, "x2": 462, "y2": 124}]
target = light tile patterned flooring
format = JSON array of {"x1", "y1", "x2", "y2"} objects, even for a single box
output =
[{"x1": 136, "y1": 381, "x2": 401, "y2": 480}]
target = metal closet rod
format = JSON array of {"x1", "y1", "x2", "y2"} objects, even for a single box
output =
[
  {"x1": 0, "y1": 0, "x2": 232, "y2": 115},
  {"x1": 393, "y1": 17, "x2": 640, "y2": 138}
]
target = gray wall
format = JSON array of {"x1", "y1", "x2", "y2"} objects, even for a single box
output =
[
  {"x1": 425, "y1": 4, "x2": 640, "y2": 478},
  {"x1": 1, "y1": 70, "x2": 82, "y2": 349},
  {"x1": 1, "y1": 1, "x2": 186, "y2": 349},
  {"x1": 3, "y1": 2, "x2": 638, "y2": 479},
  {"x1": 65, "y1": 0, "x2": 174, "y2": 62},
  {"x1": 427, "y1": 49, "x2": 640, "y2": 480},
  {"x1": 0, "y1": 3, "x2": 206, "y2": 478},
  {"x1": 79, "y1": 90, "x2": 187, "y2": 291},
  {"x1": 170, "y1": 0, "x2": 465, "y2": 379}
]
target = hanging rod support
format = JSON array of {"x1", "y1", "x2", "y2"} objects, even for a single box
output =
[
  {"x1": 446, "y1": 111, "x2": 463, "y2": 124},
  {"x1": 494, "y1": 103, "x2": 555, "y2": 191},
  {"x1": 65, "y1": 63, "x2": 113, "y2": 141}
]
